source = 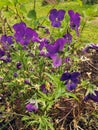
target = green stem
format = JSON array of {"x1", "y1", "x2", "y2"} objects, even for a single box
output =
[{"x1": 34, "y1": 0, "x2": 36, "y2": 11}]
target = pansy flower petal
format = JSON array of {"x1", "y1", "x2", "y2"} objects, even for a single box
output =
[
  {"x1": 7, "y1": 36, "x2": 13, "y2": 44},
  {"x1": 60, "y1": 72, "x2": 71, "y2": 81},
  {"x1": 49, "y1": 9, "x2": 57, "y2": 21},
  {"x1": 13, "y1": 22, "x2": 26, "y2": 31},
  {"x1": 71, "y1": 72, "x2": 80, "y2": 78},
  {"x1": 66, "y1": 82, "x2": 77, "y2": 91},
  {"x1": 84, "y1": 91, "x2": 98, "y2": 102},
  {"x1": 57, "y1": 9, "x2": 65, "y2": 21},
  {"x1": 1, "y1": 35, "x2": 7, "y2": 43},
  {"x1": 51, "y1": 21, "x2": 61, "y2": 27},
  {"x1": 26, "y1": 103, "x2": 38, "y2": 112},
  {"x1": 0, "y1": 49, "x2": 5, "y2": 57},
  {"x1": 55, "y1": 38, "x2": 66, "y2": 51},
  {"x1": 51, "y1": 54, "x2": 62, "y2": 68}
]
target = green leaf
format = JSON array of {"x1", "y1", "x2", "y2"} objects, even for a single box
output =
[
  {"x1": 64, "y1": 92, "x2": 79, "y2": 101},
  {"x1": 44, "y1": 72, "x2": 60, "y2": 86},
  {"x1": 22, "y1": 116, "x2": 30, "y2": 121},
  {"x1": 27, "y1": 9, "x2": 36, "y2": 19},
  {"x1": 48, "y1": 123, "x2": 54, "y2": 130}
]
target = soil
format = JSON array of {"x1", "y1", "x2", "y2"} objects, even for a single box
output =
[
  {"x1": 49, "y1": 48, "x2": 98, "y2": 130},
  {"x1": 79, "y1": 49, "x2": 98, "y2": 86}
]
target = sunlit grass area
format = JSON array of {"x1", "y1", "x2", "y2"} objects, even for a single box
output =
[{"x1": 32, "y1": 1, "x2": 98, "y2": 43}]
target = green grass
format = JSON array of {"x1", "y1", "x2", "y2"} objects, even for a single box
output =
[
  {"x1": 32, "y1": 1, "x2": 98, "y2": 43},
  {"x1": 1, "y1": 0, "x2": 98, "y2": 43},
  {"x1": 34, "y1": 1, "x2": 98, "y2": 17},
  {"x1": 80, "y1": 23, "x2": 98, "y2": 43}
]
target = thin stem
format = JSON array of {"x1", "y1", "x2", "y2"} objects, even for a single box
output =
[
  {"x1": 80, "y1": 19, "x2": 87, "y2": 35},
  {"x1": 2, "y1": 111, "x2": 25, "y2": 117},
  {"x1": 34, "y1": 0, "x2": 36, "y2": 11},
  {"x1": 15, "y1": 4, "x2": 22, "y2": 21}
]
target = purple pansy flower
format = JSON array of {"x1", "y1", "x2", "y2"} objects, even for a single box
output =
[
  {"x1": 0, "y1": 52, "x2": 11, "y2": 63},
  {"x1": 40, "y1": 83, "x2": 52, "y2": 94},
  {"x1": 46, "y1": 38, "x2": 66, "y2": 68},
  {"x1": 64, "y1": 57, "x2": 70, "y2": 63},
  {"x1": 63, "y1": 32, "x2": 72, "y2": 43},
  {"x1": 83, "y1": 44, "x2": 98, "y2": 52},
  {"x1": 35, "y1": 38, "x2": 49, "y2": 57},
  {"x1": 7, "y1": 36, "x2": 13, "y2": 44},
  {"x1": 49, "y1": 9, "x2": 65, "y2": 27},
  {"x1": 1, "y1": 35, "x2": 13, "y2": 45},
  {"x1": 26, "y1": 101, "x2": 38, "y2": 112},
  {"x1": 40, "y1": 84, "x2": 48, "y2": 94},
  {"x1": 38, "y1": 37, "x2": 66, "y2": 68},
  {"x1": 14, "y1": 72, "x2": 18, "y2": 77},
  {"x1": 24, "y1": 79, "x2": 30, "y2": 85},
  {"x1": 84, "y1": 90, "x2": 98, "y2": 102},
  {"x1": 60, "y1": 72, "x2": 80, "y2": 91},
  {"x1": 46, "y1": 38, "x2": 66, "y2": 55},
  {"x1": 0, "y1": 56, "x2": 11, "y2": 63},
  {"x1": 13, "y1": 22, "x2": 38, "y2": 45},
  {"x1": 68, "y1": 10, "x2": 80, "y2": 36},
  {"x1": 16, "y1": 62, "x2": 22, "y2": 69},
  {"x1": 38, "y1": 38, "x2": 49, "y2": 51},
  {"x1": 0, "y1": 35, "x2": 13, "y2": 50}
]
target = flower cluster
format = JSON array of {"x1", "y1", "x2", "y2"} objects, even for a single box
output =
[
  {"x1": 0, "y1": 7, "x2": 97, "y2": 118},
  {"x1": 13, "y1": 22, "x2": 38, "y2": 45},
  {"x1": 49, "y1": 9, "x2": 81, "y2": 36}
]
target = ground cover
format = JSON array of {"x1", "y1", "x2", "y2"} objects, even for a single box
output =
[{"x1": 0, "y1": 0, "x2": 98, "y2": 130}]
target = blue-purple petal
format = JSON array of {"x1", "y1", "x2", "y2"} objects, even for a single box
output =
[
  {"x1": 1, "y1": 35, "x2": 7, "y2": 43},
  {"x1": 57, "y1": 10, "x2": 65, "y2": 21},
  {"x1": 84, "y1": 91, "x2": 98, "y2": 102},
  {"x1": 49, "y1": 9, "x2": 57, "y2": 21},
  {"x1": 60, "y1": 72, "x2": 71, "y2": 81},
  {"x1": 51, "y1": 21, "x2": 61, "y2": 27},
  {"x1": 13, "y1": 22, "x2": 26, "y2": 31},
  {"x1": 0, "y1": 49, "x2": 5, "y2": 57},
  {"x1": 51, "y1": 54, "x2": 62, "y2": 68},
  {"x1": 71, "y1": 72, "x2": 80, "y2": 78},
  {"x1": 71, "y1": 72, "x2": 80, "y2": 83},
  {"x1": 40, "y1": 84, "x2": 48, "y2": 94},
  {"x1": 55, "y1": 38, "x2": 66, "y2": 51},
  {"x1": 66, "y1": 82, "x2": 77, "y2": 91},
  {"x1": 26, "y1": 103, "x2": 38, "y2": 112},
  {"x1": 7, "y1": 36, "x2": 13, "y2": 44},
  {"x1": 63, "y1": 33, "x2": 72, "y2": 43}
]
